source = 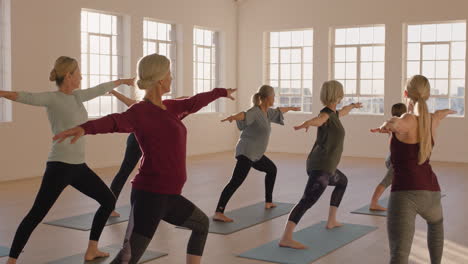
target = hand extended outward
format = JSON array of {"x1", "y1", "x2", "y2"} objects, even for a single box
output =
[
  {"x1": 225, "y1": 88, "x2": 237, "y2": 100},
  {"x1": 53, "y1": 126, "x2": 85, "y2": 144}
]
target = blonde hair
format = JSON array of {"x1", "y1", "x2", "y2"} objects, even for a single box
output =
[
  {"x1": 136, "y1": 53, "x2": 170, "y2": 90},
  {"x1": 252, "y1": 85, "x2": 274, "y2": 106},
  {"x1": 406, "y1": 75, "x2": 432, "y2": 165},
  {"x1": 320, "y1": 80, "x2": 344, "y2": 105},
  {"x1": 49, "y1": 56, "x2": 78, "y2": 86}
]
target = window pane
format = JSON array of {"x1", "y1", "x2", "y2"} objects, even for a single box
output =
[
  {"x1": 407, "y1": 43, "x2": 421, "y2": 60},
  {"x1": 436, "y1": 23, "x2": 451, "y2": 41},
  {"x1": 421, "y1": 24, "x2": 436, "y2": 42},
  {"x1": 345, "y1": 80, "x2": 356, "y2": 94},
  {"x1": 373, "y1": 80, "x2": 384, "y2": 95},
  {"x1": 451, "y1": 42, "x2": 466, "y2": 60},
  {"x1": 422, "y1": 61, "x2": 435, "y2": 78},
  {"x1": 345, "y1": 63, "x2": 356, "y2": 79},
  {"x1": 279, "y1": 31, "x2": 291, "y2": 47},
  {"x1": 280, "y1": 49, "x2": 291, "y2": 63},
  {"x1": 334, "y1": 63, "x2": 345, "y2": 79},
  {"x1": 373, "y1": 46, "x2": 385, "y2": 61},
  {"x1": 359, "y1": 27, "x2": 374, "y2": 44},
  {"x1": 435, "y1": 61, "x2": 449, "y2": 78},
  {"x1": 361, "y1": 47, "x2": 373, "y2": 62},
  {"x1": 452, "y1": 23, "x2": 466, "y2": 41},
  {"x1": 335, "y1": 48, "x2": 346, "y2": 62},
  {"x1": 408, "y1": 25, "x2": 421, "y2": 42},
  {"x1": 450, "y1": 79, "x2": 465, "y2": 96},
  {"x1": 346, "y1": 47, "x2": 357, "y2": 62},
  {"x1": 423, "y1": 45, "x2": 436, "y2": 60},
  {"x1": 407, "y1": 61, "x2": 420, "y2": 77},
  {"x1": 451, "y1": 61, "x2": 465, "y2": 78},
  {"x1": 360, "y1": 63, "x2": 373, "y2": 79},
  {"x1": 292, "y1": 31, "x2": 303, "y2": 47},
  {"x1": 435, "y1": 44, "x2": 449, "y2": 60}
]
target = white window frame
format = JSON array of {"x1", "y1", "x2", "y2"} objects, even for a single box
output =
[
  {"x1": 265, "y1": 29, "x2": 314, "y2": 113},
  {"x1": 193, "y1": 27, "x2": 220, "y2": 112},
  {"x1": 142, "y1": 19, "x2": 177, "y2": 100},
  {"x1": 0, "y1": 0, "x2": 11, "y2": 122},
  {"x1": 81, "y1": 9, "x2": 125, "y2": 118},
  {"x1": 404, "y1": 21, "x2": 466, "y2": 117},
  {"x1": 331, "y1": 25, "x2": 386, "y2": 115}
]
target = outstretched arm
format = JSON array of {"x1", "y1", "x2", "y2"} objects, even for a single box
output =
[
  {"x1": 109, "y1": 90, "x2": 137, "y2": 107},
  {"x1": 339, "y1": 102, "x2": 363, "y2": 117},
  {"x1": 278, "y1": 107, "x2": 301, "y2": 113},
  {"x1": 166, "y1": 88, "x2": 236, "y2": 119},
  {"x1": 432, "y1": 109, "x2": 457, "y2": 130},
  {"x1": 53, "y1": 106, "x2": 137, "y2": 143},
  {"x1": 0, "y1": 91, "x2": 18, "y2": 101},
  {"x1": 294, "y1": 112, "x2": 330, "y2": 132},
  {"x1": 75, "y1": 78, "x2": 135, "y2": 102},
  {"x1": 221, "y1": 112, "x2": 245, "y2": 123},
  {"x1": 370, "y1": 113, "x2": 413, "y2": 134}
]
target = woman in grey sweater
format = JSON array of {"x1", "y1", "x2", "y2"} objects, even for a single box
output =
[
  {"x1": 213, "y1": 85, "x2": 300, "y2": 222},
  {"x1": 0, "y1": 56, "x2": 134, "y2": 263}
]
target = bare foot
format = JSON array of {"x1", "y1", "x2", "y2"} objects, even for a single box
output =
[
  {"x1": 84, "y1": 248, "x2": 110, "y2": 261},
  {"x1": 369, "y1": 203, "x2": 387, "y2": 211},
  {"x1": 110, "y1": 210, "x2": 121, "y2": 217},
  {"x1": 265, "y1": 202, "x2": 277, "y2": 209},
  {"x1": 213, "y1": 212, "x2": 234, "y2": 222},
  {"x1": 278, "y1": 239, "x2": 308, "y2": 249},
  {"x1": 326, "y1": 221, "x2": 343, "y2": 229}
]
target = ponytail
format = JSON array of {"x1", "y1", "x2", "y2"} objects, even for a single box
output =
[
  {"x1": 252, "y1": 93, "x2": 261, "y2": 106},
  {"x1": 416, "y1": 98, "x2": 432, "y2": 164}
]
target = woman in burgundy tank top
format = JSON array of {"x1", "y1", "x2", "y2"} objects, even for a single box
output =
[{"x1": 371, "y1": 75, "x2": 455, "y2": 264}]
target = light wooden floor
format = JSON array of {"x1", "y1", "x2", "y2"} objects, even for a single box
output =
[{"x1": 1, "y1": 152, "x2": 468, "y2": 264}]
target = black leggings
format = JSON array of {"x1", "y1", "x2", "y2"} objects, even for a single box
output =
[
  {"x1": 110, "y1": 133, "x2": 142, "y2": 200},
  {"x1": 288, "y1": 169, "x2": 348, "y2": 224},
  {"x1": 215, "y1": 155, "x2": 277, "y2": 213},
  {"x1": 110, "y1": 189, "x2": 209, "y2": 263},
  {"x1": 9, "y1": 162, "x2": 116, "y2": 259}
]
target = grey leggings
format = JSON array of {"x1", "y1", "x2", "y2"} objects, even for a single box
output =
[
  {"x1": 387, "y1": 191, "x2": 444, "y2": 264},
  {"x1": 379, "y1": 155, "x2": 394, "y2": 188}
]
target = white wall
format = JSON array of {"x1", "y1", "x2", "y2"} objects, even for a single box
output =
[
  {"x1": 237, "y1": 0, "x2": 468, "y2": 163},
  {"x1": 0, "y1": 0, "x2": 238, "y2": 181}
]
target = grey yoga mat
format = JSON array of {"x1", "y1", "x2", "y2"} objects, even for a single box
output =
[
  {"x1": 178, "y1": 202, "x2": 295, "y2": 235},
  {"x1": 44, "y1": 205, "x2": 131, "y2": 231},
  {"x1": 0, "y1": 246, "x2": 10, "y2": 257},
  {"x1": 238, "y1": 221, "x2": 377, "y2": 264},
  {"x1": 45, "y1": 244, "x2": 167, "y2": 264}
]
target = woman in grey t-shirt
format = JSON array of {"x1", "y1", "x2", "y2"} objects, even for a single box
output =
[
  {"x1": 213, "y1": 85, "x2": 300, "y2": 222},
  {"x1": 279, "y1": 80, "x2": 362, "y2": 249}
]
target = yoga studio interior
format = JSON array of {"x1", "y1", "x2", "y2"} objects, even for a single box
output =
[{"x1": 0, "y1": 0, "x2": 467, "y2": 263}]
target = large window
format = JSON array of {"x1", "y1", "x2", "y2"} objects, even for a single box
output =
[
  {"x1": 81, "y1": 10, "x2": 124, "y2": 117},
  {"x1": 193, "y1": 27, "x2": 219, "y2": 112},
  {"x1": 266, "y1": 29, "x2": 313, "y2": 112},
  {"x1": 0, "y1": 0, "x2": 11, "y2": 122},
  {"x1": 332, "y1": 25, "x2": 385, "y2": 114},
  {"x1": 406, "y1": 22, "x2": 466, "y2": 116},
  {"x1": 142, "y1": 19, "x2": 177, "y2": 100}
]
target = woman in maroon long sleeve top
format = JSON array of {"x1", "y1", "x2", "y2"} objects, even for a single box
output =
[{"x1": 54, "y1": 54, "x2": 236, "y2": 264}]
